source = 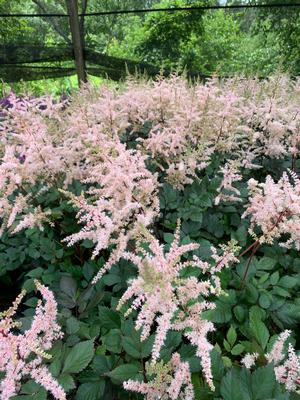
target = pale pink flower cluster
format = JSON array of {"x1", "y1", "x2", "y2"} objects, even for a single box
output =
[
  {"x1": 0, "y1": 91, "x2": 159, "y2": 282},
  {"x1": 0, "y1": 94, "x2": 67, "y2": 235},
  {"x1": 236, "y1": 75, "x2": 300, "y2": 160},
  {"x1": 266, "y1": 330, "x2": 292, "y2": 364},
  {"x1": 64, "y1": 75, "x2": 300, "y2": 191},
  {"x1": 241, "y1": 353, "x2": 259, "y2": 369},
  {"x1": 124, "y1": 353, "x2": 194, "y2": 400},
  {"x1": 117, "y1": 224, "x2": 239, "y2": 392},
  {"x1": 243, "y1": 172, "x2": 300, "y2": 248},
  {"x1": 61, "y1": 134, "x2": 159, "y2": 282},
  {"x1": 242, "y1": 330, "x2": 300, "y2": 395},
  {"x1": 1, "y1": 75, "x2": 299, "y2": 281},
  {"x1": 274, "y1": 344, "x2": 300, "y2": 394},
  {"x1": 128, "y1": 76, "x2": 242, "y2": 189},
  {"x1": 215, "y1": 161, "x2": 243, "y2": 205},
  {"x1": 0, "y1": 280, "x2": 65, "y2": 400}
]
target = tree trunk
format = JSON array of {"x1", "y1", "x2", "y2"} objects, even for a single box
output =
[{"x1": 65, "y1": 0, "x2": 87, "y2": 85}]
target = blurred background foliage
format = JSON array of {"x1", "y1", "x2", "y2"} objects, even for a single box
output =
[{"x1": 0, "y1": 0, "x2": 299, "y2": 94}]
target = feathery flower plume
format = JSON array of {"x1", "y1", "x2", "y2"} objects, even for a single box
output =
[
  {"x1": 243, "y1": 172, "x2": 300, "y2": 249},
  {"x1": 118, "y1": 223, "x2": 239, "y2": 391},
  {"x1": 124, "y1": 353, "x2": 194, "y2": 400},
  {"x1": 0, "y1": 280, "x2": 65, "y2": 400}
]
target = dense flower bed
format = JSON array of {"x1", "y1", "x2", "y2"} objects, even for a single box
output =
[{"x1": 0, "y1": 75, "x2": 299, "y2": 399}]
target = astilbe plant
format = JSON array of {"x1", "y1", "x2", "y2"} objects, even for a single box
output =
[
  {"x1": 65, "y1": 75, "x2": 300, "y2": 193},
  {"x1": 124, "y1": 352, "x2": 194, "y2": 400},
  {"x1": 242, "y1": 330, "x2": 300, "y2": 395},
  {"x1": 0, "y1": 94, "x2": 65, "y2": 235},
  {"x1": 1, "y1": 75, "x2": 300, "y2": 252},
  {"x1": 243, "y1": 171, "x2": 300, "y2": 249},
  {"x1": 61, "y1": 134, "x2": 160, "y2": 282},
  {"x1": 236, "y1": 75, "x2": 300, "y2": 161},
  {"x1": 0, "y1": 90, "x2": 160, "y2": 281},
  {"x1": 117, "y1": 223, "x2": 240, "y2": 392},
  {"x1": 0, "y1": 280, "x2": 65, "y2": 400}
]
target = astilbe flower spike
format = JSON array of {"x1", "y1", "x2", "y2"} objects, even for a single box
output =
[
  {"x1": 274, "y1": 344, "x2": 300, "y2": 394},
  {"x1": 1, "y1": 75, "x2": 300, "y2": 284},
  {"x1": 124, "y1": 353, "x2": 194, "y2": 400},
  {"x1": 243, "y1": 171, "x2": 300, "y2": 249},
  {"x1": 242, "y1": 330, "x2": 300, "y2": 395},
  {"x1": 241, "y1": 353, "x2": 259, "y2": 369},
  {"x1": 0, "y1": 280, "x2": 65, "y2": 400},
  {"x1": 117, "y1": 223, "x2": 240, "y2": 392},
  {"x1": 61, "y1": 134, "x2": 159, "y2": 282}
]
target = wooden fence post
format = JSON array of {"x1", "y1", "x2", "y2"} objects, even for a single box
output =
[{"x1": 65, "y1": 0, "x2": 87, "y2": 86}]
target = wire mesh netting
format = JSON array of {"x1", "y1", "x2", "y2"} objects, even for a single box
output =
[{"x1": 0, "y1": 1, "x2": 300, "y2": 83}]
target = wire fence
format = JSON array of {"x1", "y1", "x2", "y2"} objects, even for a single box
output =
[{"x1": 0, "y1": 2, "x2": 300, "y2": 84}]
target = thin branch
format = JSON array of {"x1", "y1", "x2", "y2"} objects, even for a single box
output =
[{"x1": 31, "y1": 0, "x2": 71, "y2": 44}]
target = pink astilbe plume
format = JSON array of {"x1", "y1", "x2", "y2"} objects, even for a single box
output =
[
  {"x1": 215, "y1": 161, "x2": 243, "y2": 205},
  {"x1": 243, "y1": 171, "x2": 300, "y2": 248},
  {"x1": 242, "y1": 330, "x2": 300, "y2": 395},
  {"x1": 232, "y1": 75, "x2": 300, "y2": 160},
  {"x1": 61, "y1": 134, "x2": 159, "y2": 282},
  {"x1": 266, "y1": 330, "x2": 292, "y2": 364},
  {"x1": 0, "y1": 280, "x2": 65, "y2": 400},
  {"x1": 241, "y1": 353, "x2": 259, "y2": 369},
  {"x1": 117, "y1": 223, "x2": 240, "y2": 390},
  {"x1": 124, "y1": 352, "x2": 194, "y2": 400},
  {"x1": 0, "y1": 94, "x2": 66, "y2": 234},
  {"x1": 274, "y1": 344, "x2": 300, "y2": 394},
  {"x1": 267, "y1": 330, "x2": 300, "y2": 394}
]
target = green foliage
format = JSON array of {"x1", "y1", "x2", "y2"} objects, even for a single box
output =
[
  {"x1": 62, "y1": 340, "x2": 95, "y2": 374},
  {"x1": 1, "y1": 144, "x2": 299, "y2": 397},
  {"x1": 220, "y1": 364, "x2": 288, "y2": 400}
]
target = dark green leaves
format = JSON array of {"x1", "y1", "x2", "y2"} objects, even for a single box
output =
[
  {"x1": 107, "y1": 364, "x2": 140, "y2": 383},
  {"x1": 62, "y1": 340, "x2": 95, "y2": 374},
  {"x1": 249, "y1": 311, "x2": 269, "y2": 350},
  {"x1": 75, "y1": 382, "x2": 105, "y2": 400},
  {"x1": 220, "y1": 365, "x2": 286, "y2": 400},
  {"x1": 220, "y1": 368, "x2": 244, "y2": 400},
  {"x1": 98, "y1": 307, "x2": 121, "y2": 329}
]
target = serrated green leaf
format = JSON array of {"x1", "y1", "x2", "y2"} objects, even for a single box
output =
[
  {"x1": 278, "y1": 276, "x2": 299, "y2": 289},
  {"x1": 258, "y1": 273, "x2": 270, "y2": 284},
  {"x1": 231, "y1": 344, "x2": 245, "y2": 355},
  {"x1": 239, "y1": 368, "x2": 252, "y2": 400},
  {"x1": 275, "y1": 303, "x2": 300, "y2": 327},
  {"x1": 122, "y1": 334, "x2": 154, "y2": 359},
  {"x1": 234, "y1": 305, "x2": 245, "y2": 322},
  {"x1": 257, "y1": 257, "x2": 277, "y2": 271},
  {"x1": 223, "y1": 339, "x2": 231, "y2": 352},
  {"x1": 222, "y1": 356, "x2": 232, "y2": 368},
  {"x1": 269, "y1": 271, "x2": 280, "y2": 286},
  {"x1": 211, "y1": 349, "x2": 225, "y2": 381},
  {"x1": 252, "y1": 365, "x2": 277, "y2": 399},
  {"x1": 220, "y1": 369, "x2": 243, "y2": 400},
  {"x1": 272, "y1": 286, "x2": 291, "y2": 298},
  {"x1": 62, "y1": 340, "x2": 94, "y2": 374},
  {"x1": 98, "y1": 307, "x2": 121, "y2": 329},
  {"x1": 259, "y1": 293, "x2": 272, "y2": 309},
  {"x1": 102, "y1": 274, "x2": 121, "y2": 286},
  {"x1": 58, "y1": 374, "x2": 76, "y2": 392},
  {"x1": 75, "y1": 382, "x2": 105, "y2": 400},
  {"x1": 60, "y1": 275, "x2": 77, "y2": 299},
  {"x1": 250, "y1": 316, "x2": 269, "y2": 350},
  {"x1": 227, "y1": 326, "x2": 237, "y2": 347},
  {"x1": 20, "y1": 380, "x2": 46, "y2": 395},
  {"x1": 107, "y1": 364, "x2": 140, "y2": 382},
  {"x1": 245, "y1": 284, "x2": 259, "y2": 304},
  {"x1": 102, "y1": 329, "x2": 122, "y2": 353},
  {"x1": 66, "y1": 317, "x2": 80, "y2": 335},
  {"x1": 92, "y1": 355, "x2": 111, "y2": 375}
]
